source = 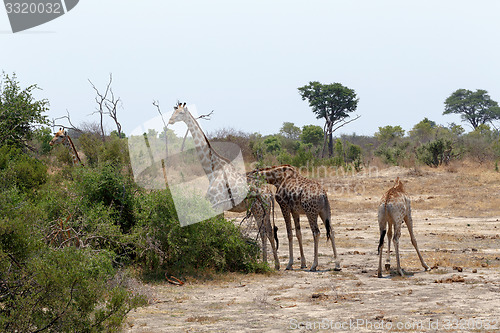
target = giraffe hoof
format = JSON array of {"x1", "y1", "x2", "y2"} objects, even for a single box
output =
[
  {"x1": 285, "y1": 266, "x2": 293, "y2": 271},
  {"x1": 333, "y1": 267, "x2": 342, "y2": 272},
  {"x1": 385, "y1": 264, "x2": 391, "y2": 271},
  {"x1": 377, "y1": 273, "x2": 382, "y2": 278},
  {"x1": 309, "y1": 267, "x2": 317, "y2": 272}
]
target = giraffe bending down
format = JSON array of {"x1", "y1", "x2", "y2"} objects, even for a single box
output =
[
  {"x1": 50, "y1": 128, "x2": 84, "y2": 166},
  {"x1": 248, "y1": 165, "x2": 340, "y2": 272},
  {"x1": 168, "y1": 103, "x2": 279, "y2": 269},
  {"x1": 377, "y1": 177, "x2": 429, "y2": 278}
]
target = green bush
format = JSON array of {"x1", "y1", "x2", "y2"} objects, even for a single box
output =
[
  {"x1": 0, "y1": 145, "x2": 47, "y2": 193},
  {"x1": 375, "y1": 141, "x2": 409, "y2": 166},
  {"x1": 72, "y1": 163, "x2": 136, "y2": 233},
  {"x1": 0, "y1": 202, "x2": 146, "y2": 332},
  {"x1": 416, "y1": 138, "x2": 453, "y2": 167},
  {"x1": 133, "y1": 190, "x2": 266, "y2": 277},
  {"x1": 79, "y1": 133, "x2": 130, "y2": 168}
]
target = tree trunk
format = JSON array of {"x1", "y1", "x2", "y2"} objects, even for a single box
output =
[
  {"x1": 328, "y1": 131, "x2": 333, "y2": 157},
  {"x1": 321, "y1": 123, "x2": 329, "y2": 158}
]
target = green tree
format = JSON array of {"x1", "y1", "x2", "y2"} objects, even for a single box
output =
[
  {"x1": 375, "y1": 125, "x2": 405, "y2": 143},
  {"x1": 263, "y1": 136, "x2": 281, "y2": 153},
  {"x1": 409, "y1": 118, "x2": 436, "y2": 143},
  {"x1": 279, "y1": 122, "x2": 301, "y2": 140},
  {"x1": 0, "y1": 73, "x2": 49, "y2": 149},
  {"x1": 298, "y1": 81, "x2": 359, "y2": 157},
  {"x1": 443, "y1": 89, "x2": 500, "y2": 129},
  {"x1": 300, "y1": 125, "x2": 323, "y2": 146}
]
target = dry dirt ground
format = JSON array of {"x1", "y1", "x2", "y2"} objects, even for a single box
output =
[{"x1": 124, "y1": 164, "x2": 500, "y2": 332}]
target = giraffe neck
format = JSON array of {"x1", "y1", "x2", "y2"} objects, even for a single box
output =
[
  {"x1": 256, "y1": 165, "x2": 296, "y2": 186},
  {"x1": 182, "y1": 112, "x2": 227, "y2": 180},
  {"x1": 63, "y1": 135, "x2": 83, "y2": 166}
]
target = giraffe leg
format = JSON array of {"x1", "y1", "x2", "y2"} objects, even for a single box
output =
[
  {"x1": 282, "y1": 208, "x2": 294, "y2": 270},
  {"x1": 319, "y1": 208, "x2": 340, "y2": 271},
  {"x1": 405, "y1": 215, "x2": 429, "y2": 271},
  {"x1": 377, "y1": 206, "x2": 387, "y2": 278},
  {"x1": 264, "y1": 206, "x2": 280, "y2": 270},
  {"x1": 306, "y1": 212, "x2": 320, "y2": 272},
  {"x1": 385, "y1": 220, "x2": 393, "y2": 271},
  {"x1": 292, "y1": 211, "x2": 307, "y2": 269},
  {"x1": 393, "y1": 220, "x2": 404, "y2": 277},
  {"x1": 258, "y1": 217, "x2": 268, "y2": 264}
]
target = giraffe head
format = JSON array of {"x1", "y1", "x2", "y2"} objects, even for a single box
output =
[
  {"x1": 168, "y1": 102, "x2": 188, "y2": 125},
  {"x1": 50, "y1": 128, "x2": 68, "y2": 146}
]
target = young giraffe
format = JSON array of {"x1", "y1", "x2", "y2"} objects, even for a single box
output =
[
  {"x1": 50, "y1": 128, "x2": 84, "y2": 166},
  {"x1": 377, "y1": 177, "x2": 429, "y2": 278},
  {"x1": 168, "y1": 103, "x2": 279, "y2": 269},
  {"x1": 248, "y1": 165, "x2": 340, "y2": 272}
]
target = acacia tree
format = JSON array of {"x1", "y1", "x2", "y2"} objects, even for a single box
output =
[
  {"x1": 444, "y1": 89, "x2": 500, "y2": 129},
  {"x1": 0, "y1": 73, "x2": 49, "y2": 149},
  {"x1": 298, "y1": 81, "x2": 360, "y2": 157}
]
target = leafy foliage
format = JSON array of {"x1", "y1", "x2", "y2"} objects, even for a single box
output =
[
  {"x1": 375, "y1": 125, "x2": 405, "y2": 143},
  {"x1": 444, "y1": 89, "x2": 500, "y2": 129},
  {"x1": 279, "y1": 122, "x2": 301, "y2": 140},
  {"x1": 0, "y1": 73, "x2": 49, "y2": 148},
  {"x1": 416, "y1": 138, "x2": 453, "y2": 167},
  {"x1": 132, "y1": 190, "x2": 267, "y2": 277},
  {"x1": 301, "y1": 125, "x2": 323, "y2": 147}
]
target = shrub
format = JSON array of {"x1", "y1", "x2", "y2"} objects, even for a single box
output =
[
  {"x1": 416, "y1": 138, "x2": 453, "y2": 167},
  {"x1": 0, "y1": 201, "x2": 146, "y2": 332},
  {"x1": 72, "y1": 163, "x2": 137, "y2": 233},
  {"x1": 132, "y1": 190, "x2": 265, "y2": 277},
  {"x1": 375, "y1": 141, "x2": 409, "y2": 166},
  {"x1": 0, "y1": 145, "x2": 47, "y2": 193}
]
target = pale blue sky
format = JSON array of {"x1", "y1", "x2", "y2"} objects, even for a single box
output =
[{"x1": 2, "y1": 0, "x2": 500, "y2": 136}]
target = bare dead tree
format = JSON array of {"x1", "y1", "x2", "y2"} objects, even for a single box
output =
[
  {"x1": 51, "y1": 110, "x2": 82, "y2": 133},
  {"x1": 88, "y1": 73, "x2": 122, "y2": 141}
]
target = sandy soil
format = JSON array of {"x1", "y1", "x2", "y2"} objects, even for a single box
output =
[{"x1": 124, "y1": 165, "x2": 500, "y2": 332}]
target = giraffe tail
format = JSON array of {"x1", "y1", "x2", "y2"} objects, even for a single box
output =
[
  {"x1": 378, "y1": 229, "x2": 386, "y2": 255},
  {"x1": 324, "y1": 195, "x2": 332, "y2": 240},
  {"x1": 377, "y1": 204, "x2": 388, "y2": 255}
]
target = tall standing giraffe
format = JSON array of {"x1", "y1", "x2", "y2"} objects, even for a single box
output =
[
  {"x1": 377, "y1": 177, "x2": 429, "y2": 278},
  {"x1": 50, "y1": 128, "x2": 84, "y2": 166},
  {"x1": 248, "y1": 165, "x2": 340, "y2": 272},
  {"x1": 168, "y1": 103, "x2": 279, "y2": 269}
]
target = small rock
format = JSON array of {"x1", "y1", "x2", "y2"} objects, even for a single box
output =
[
  {"x1": 453, "y1": 266, "x2": 463, "y2": 272},
  {"x1": 481, "y1": 263, "x2": 488, "y2": 267},
  {"x1": 361, "y1": 269, "x2": 368, "y2": 274},
  {"x1": 472, "y1": 269, "x2": 478, "y2": 273}
]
